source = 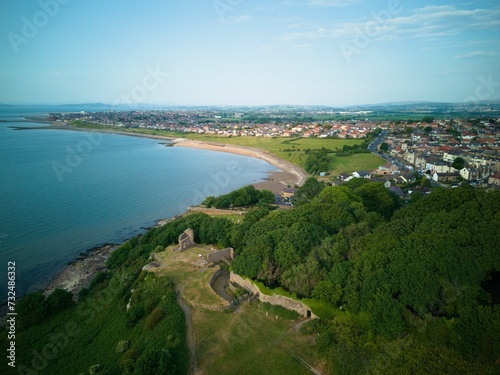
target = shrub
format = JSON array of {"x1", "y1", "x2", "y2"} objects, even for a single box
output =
[
  {"x1": 16, "y1": 291, "x2": 48, "y2": 328},
  {"x1": 144, "y1": 307, "x2": 165, "y2": 330},
  {"x1": 126, "y1": 303, "x2": 145, "y2": 327},
  {"x1": 88, "y1": 364, "x2": 104, "y2": 374},
  {"x1": 89, "y1": 271, "x2": 108, "y2": 291},
  {"x1": 116, "y1": 340, "x2": 130, "y2": 354},
  {"x1": 261, "y1": 302, "x2": 300, "y2": 320},
  {"x1": 78, "y1": 287, "x2": 90, "y2": 301},
  {"x1": 133, "y1": 348, "x2": 177, "y2": 375},
  {"x1": 46, "y1": 288, "x2": 74, "y2": 314},
  {"x1": 300, "y1": 319, "x2": 330, "y2": 335}
]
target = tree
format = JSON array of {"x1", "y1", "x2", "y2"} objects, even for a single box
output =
[
  {"x1": 354, "y1": 182, "x2": 400, "y2": 219},
  {"x1": 134, "y1": 349, "x2": 177, "y2": 375},
  {"x1": 452, "y1": 157, "x2": 465, "y2": 170},
  {"x1": 17, "y1": 291, "x2": 48, "y2": 328},
  {"x1": 293, "y1": 177, "x2": 324, "y2": 206},
  {"x1": 380, "y1": 142, "x2": 389, "y2": 152},
  {"x1": 421, "y1": 177, "x2": 431, "y2": 188},
  {"x1": 46, "y1": 288, "x2": 74, "y2": 314}
]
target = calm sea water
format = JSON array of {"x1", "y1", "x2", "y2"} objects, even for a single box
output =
[{"x1": 0, "y1": 107, "x2": 277, "y2": 301}]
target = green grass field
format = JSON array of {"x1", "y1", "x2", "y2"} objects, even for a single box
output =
[
  {"x1": 151, "y1": 246, "x2": 323, "y2": 374},
  {"x1": 194, "y1": 304, "x2": 322, "y2": 375},
  {"x1": 329, "y1": 153, "x2": 385, "y2": 175}
]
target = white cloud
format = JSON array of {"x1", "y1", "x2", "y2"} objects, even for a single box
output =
[
  {"x1": 306, "y1": 0, "x2": 360, "y2": 7},
  {"x1": 453, "y1": 51, "x2": 498, "y2": 59},
  {"x1": 291, "y1": 43, "x2": 313, "y2": 49},
  {"x1": 279, "y1": 4, "x2": 500, "y2": 43},
  {"x1": 222, "y1": 15, "x2": 254, "y2": 23},
  {"x1": 234, "y1": 15, "x2": 254, "y2": 23}
]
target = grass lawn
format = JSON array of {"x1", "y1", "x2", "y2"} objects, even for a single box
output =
[
  {"x1": 329, "y1": 153, "x2": 385, "y2": 175},
  {"x1": 151, "y1": 246, "x2": 323, "y2": 374},
  {"x1": 187, "y1": 209, "x2": 247, "y2": 223},
  {"x1": 194, "y1": 304, "x2": 322, "y2": 375},
  {"x1": 154, "y1": 245, "x2": 227, "y2": 308},
  {"x1": 186, "y1": 133, "x2": 361, "y2": 152}
]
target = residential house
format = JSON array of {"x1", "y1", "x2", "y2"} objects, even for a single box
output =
[
  {"x1": 488, "y1": 173, "x2": 500, "y2": 186},
  {"x1": 426, "y1": 160, "x2": 456, "y2": 174},
  {"x1": 281, "y1": 188, "x2": 296, "y2": 200},
  {"x1": 404, "y1": 151, "x2": 416, "y2": 165},
  {"x1": 339, "y1": 173, "x2": 353, "y2": 182},
  {"x1": 389, "y1": 186, "x2": 405, "y2": 198},
  {"x1": 414, "y1": 154, "x2": 427, "y2": 170},
  {"x1": 353, "y1": 171, "x2": 372, "y2": 179},
  {"x1": 460, "y1": 167, "x2": 479, "y2": 181}
]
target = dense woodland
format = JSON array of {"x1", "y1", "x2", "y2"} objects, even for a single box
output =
[
  {"x1": 8, "y1": 180, "x2": 500, "y2": 374},
  {"x1": 147, "y1": 181, "x2": 499, "y2": 373},
  {"x1": 201, "y1": 185, "x2": 274, "y2": 209}
]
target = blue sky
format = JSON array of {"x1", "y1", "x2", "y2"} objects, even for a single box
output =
[{"x1": 0, "y1": 0, "x2": 499, "y2": 106}]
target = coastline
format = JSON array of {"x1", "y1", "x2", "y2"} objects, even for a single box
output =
[
  {"x1": 172, "y1": 138, "x2": 307, "y2": 188},
  {"x1": 21, "y1": 122, "x2": 308, "y2": 188},
  {"x1": 8, "y1": 122, "x2": 308, "y2": 304},
  {"x1": 43, "y1": 244, "x2": 119, "y2": 297},
  {"x1": 12, "y1": 119, "x2": 308, "y2": 187}
]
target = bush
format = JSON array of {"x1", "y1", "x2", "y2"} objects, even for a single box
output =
[
  {"x1": 133, "y1": 348, "x2": 177, "y2": 375},
  {"x1": 261, "y1": 302, "x2": 300, "y2": 320},
  {"x1": 78, "y1": 287, "x2": 90, "y2": 301},
  {"x1": 88, "y1": 364, "x2": 105, "y2": 374},
  {"x1": 300, "y1": 319, "x2": 330, "y2": 335},
  {"x1": 116, "y1": 340, "x2": 130, "y2": 354},
  {"x1": 89, "y1": 271, "x2": 109, "y2": 291},
  {"x1": 126, "y1": 303, "x2": 145, "y2": 327},
  {"x1": 46, "y1": 288, "x2": 74, "y2": 314},
  {"x1": 16, "y1": 291, "x2": 48, "y2": 328},
  {"x1": 144, "y1": 307, "x2": 165, "y2": 330}
]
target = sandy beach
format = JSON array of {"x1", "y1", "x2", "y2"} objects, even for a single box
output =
[
  {"x1": 15, "y1": 121, "x2": 308, "y2": 189},
  {"x1": 173, "y1": 138, "x2": 308, "y2": 190},
  {"x1": 21, "y1": 125, "x2": 308, "y2": 299}
]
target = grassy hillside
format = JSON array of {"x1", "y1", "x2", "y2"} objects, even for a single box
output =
[
  {"x1": 4, "y1": 245, "x2": 188, "y2": 375},
  {"x1": 6, "y1": 185, "x2": 499, "y2": 374}
]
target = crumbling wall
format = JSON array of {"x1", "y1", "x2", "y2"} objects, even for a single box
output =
[
  {"x1": 230, "y1": 272, "x2": 316, "y2": 318},
  {"x1": 207, "y1": 248, "x2": 234, "y2": 264},
  {"x1": 176, "y1": 228, "x2": 195, "y2": 252}
]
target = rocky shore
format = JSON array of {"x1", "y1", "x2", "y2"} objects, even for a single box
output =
[{"x1": 43, "y1": 244, "x2": 119, "y2": 297}]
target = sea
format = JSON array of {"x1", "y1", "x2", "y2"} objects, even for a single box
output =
[{"x1": 0, "y1": 106, "x2": 278, "y2": 302}]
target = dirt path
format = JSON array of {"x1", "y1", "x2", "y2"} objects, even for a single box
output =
[
  {"x1": 176, "y1": 285, "x2": 199, "y2": 375},
  {"x1": 283, "y1": 346, "x2": 322, "y2": 375}
]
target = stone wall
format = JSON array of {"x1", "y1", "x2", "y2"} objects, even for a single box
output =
[
  {"x1": 207, "y1": 247, "x2": 234, "y2": 264},
  {"x1": 209, "y1": 267, "x2": 228, "y2": 287},
  {"x1": 230, "y1": 272, "x2": 316, "y2": 318},
  {"x1": 176, "y1": 228, "x2": 195, "y2": 252}
]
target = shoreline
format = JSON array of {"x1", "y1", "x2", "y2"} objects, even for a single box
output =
[
  {"x1": 11, "y1": 120, "x2": 308, "y2": 187},
  {"x1": 172, "y1": 138, "x2": 307, "y2": 188},
  {"x1": 4, "y1": 120, "x2": 308, "y2": 308},
  {"x1": 43, "y1": 244, "x2": 119, "y2": 297}
]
